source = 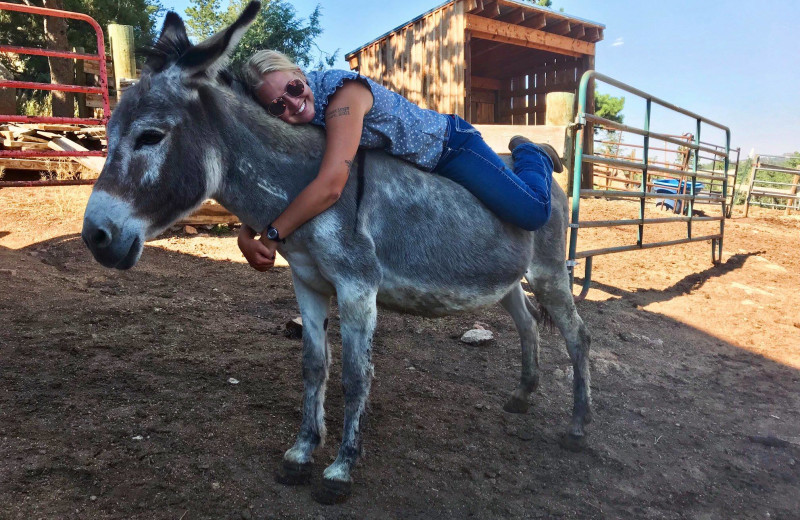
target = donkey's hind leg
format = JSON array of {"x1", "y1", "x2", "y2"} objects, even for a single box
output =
[
  {"x1": 278, "y1": 274, "x2": 331, "y2": 485},
  {"x1": 527, "y1": 266, "x2": 592, "y2": 447},
  {"x1": 500, "y1": 284, "x2": 540, "y2": 414}
]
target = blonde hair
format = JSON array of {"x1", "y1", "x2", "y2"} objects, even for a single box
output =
[{"x1": 244, "y1": 50, "x2": 304, "y2": 90}]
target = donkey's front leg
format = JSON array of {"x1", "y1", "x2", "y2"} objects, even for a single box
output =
[
  {"x1": 317, "y1": 287, "x2": 377, "y2": 504},
  {"x1": 278, "y1": 274, "x2": 331, "y2": 485}
]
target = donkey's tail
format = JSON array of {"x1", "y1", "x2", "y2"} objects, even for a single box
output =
[{"x1": 523, "y1": 290, "x2": 554, "y2": 332}]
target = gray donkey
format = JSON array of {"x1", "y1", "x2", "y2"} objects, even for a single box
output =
[{"x1": 82, "y1": 2, "x2": 592, "y2": 503}]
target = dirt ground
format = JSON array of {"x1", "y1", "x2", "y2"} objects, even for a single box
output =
[{"x1": 1, "y1": 186, "x2": 799, "y2": 519}]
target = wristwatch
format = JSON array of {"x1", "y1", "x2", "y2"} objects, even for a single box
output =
[{"x1": 265, "y1": 224, "x2": 285, "y2": 243}]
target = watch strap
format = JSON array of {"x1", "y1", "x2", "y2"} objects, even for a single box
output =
[{"x1": 265, "y1": 224, "x2": 285, "y2": 243}]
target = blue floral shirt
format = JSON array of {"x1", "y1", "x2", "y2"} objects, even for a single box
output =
[{"x1": 305, "y1": 69, "x2": 449, "y2": 171}]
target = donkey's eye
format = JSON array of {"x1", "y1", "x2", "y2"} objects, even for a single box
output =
[{"x1": 135, "y1": 130, "x2": 165, "y2": 150}]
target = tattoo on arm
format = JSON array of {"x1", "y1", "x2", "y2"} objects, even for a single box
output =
[{"x1": 328, "y1": 106, "x2": 351, "y2": 119}]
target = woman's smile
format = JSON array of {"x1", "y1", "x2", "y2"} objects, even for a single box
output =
[{"x1": 257, "y1": 70, "x2": 315, "y2": 124}]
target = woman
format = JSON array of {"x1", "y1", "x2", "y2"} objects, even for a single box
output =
[{"x1": 237, "y1": 50, "x2": 562, "y2": 271}]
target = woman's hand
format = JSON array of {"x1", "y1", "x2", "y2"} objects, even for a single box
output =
[{"x1": 237, "y1": 225, "x2": 276, "y2": 271}]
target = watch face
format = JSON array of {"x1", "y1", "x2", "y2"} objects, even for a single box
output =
[{"x1": 267, "y1": 228, "x2": 279, "y2": 240}]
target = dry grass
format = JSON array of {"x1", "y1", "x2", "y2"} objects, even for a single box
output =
[{"x1": 46, "y1": 159, "x2": 88, "y2": 181}]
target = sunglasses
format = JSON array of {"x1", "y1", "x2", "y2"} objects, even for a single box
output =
[{"x1": 266, "y1": 78, "x2": 306, "y2": 117}]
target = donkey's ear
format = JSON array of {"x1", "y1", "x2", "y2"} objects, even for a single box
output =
[
  {"x1": 158, "y1": 11, "x2": 189, "y2": 47},
  {"x1": 141, "y1": 11, "x2": 192, "y2": 73},
  {"x1": 177, "y1": 1, "x2": 260, "y2": 78}
]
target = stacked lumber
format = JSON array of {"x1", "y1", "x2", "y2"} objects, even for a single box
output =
[
  {"x1": 0, "y1": 123, "x2": 106, "y2": 177},
  {"x1": 1, "y1": 123, "x2": 235, "y2": 224}
]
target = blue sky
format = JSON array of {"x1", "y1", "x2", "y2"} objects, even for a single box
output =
[{"x1": 160, "y1": 0, "x2": 799, "y2": 156}]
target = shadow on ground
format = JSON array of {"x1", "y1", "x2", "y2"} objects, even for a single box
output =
[{"x1": 1, "y1": 235, "x2": 798, "y2": 519}]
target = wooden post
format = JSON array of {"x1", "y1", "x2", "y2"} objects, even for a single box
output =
[
  {"x1": 545, "y1": 92, "x2": 575, "y2": 189},
  {"x1": 545, "y1": 91, "x2": 575, "y2": 126},
  {"x1": 540, "y1": 92, "x2": 575, "y2": 182},
  {"x1": 743, "y1": 155, "x2": 760, "y2": 217},
  {"x1": 786, "y1": 173, "x2": 799, "y2": 215},
  {"x1": 580, "y1": 54, "x2": 595, "y2": 190},
  {"x1": 108, "y1": 24, "x2": 136, "y2": 102},
  {"x1": 73, "y1": 47, "x2": 87, "y2": 118}
]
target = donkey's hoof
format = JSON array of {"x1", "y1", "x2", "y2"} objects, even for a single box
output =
[
  {"x1": 313, "y1": 478, "x2": 352, "y2": 505},
  {"x1": 275, "y1": 460, "x2": 312, "y2": 486},
  {"x1": 558, "y1": 431, "x2": 587, "y2": 452},
  {"x1": 503, "y1": 396, "x2": 529, "y2": 414}
]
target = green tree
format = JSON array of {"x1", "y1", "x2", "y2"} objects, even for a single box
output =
[
  {"x1": 185, "y1": 0, "x2": 220, "y2": 40},
  {"x1": 594, "y1": 89, "x2": 625, "y2": 162},
  {"x1": 595, "y1": 90, "x2": 624, "y2": 125},
  {"x1": 594, "y1": 89, "x2": 624, "y2": 144},
  {"x1": 185, "y1": 0, "x2": 336, "y2": 69}
]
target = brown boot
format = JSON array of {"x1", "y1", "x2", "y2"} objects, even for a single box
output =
[
  {"x1": 508, "y1": 135, "x2": 534, "y2": 152},
  {"x1": 508, "y1": 136, "x2": 564, "y2": 173}
]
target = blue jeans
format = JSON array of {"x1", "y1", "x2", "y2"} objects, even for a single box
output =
[{"x1": 432, "y1": 115, "x2": 553, "y2": 231}]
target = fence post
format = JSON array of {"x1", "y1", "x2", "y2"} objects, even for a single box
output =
[
  {"x1": 108, "y1": 24, "x2": 135, "y2": 102},
  {"x1": 546, "y1": 91, "x2": 574, "y2": 188},
  {"x1": 73, "y1": 46, "x2": 87, "y2": 118},
  {"x1": 743, "y1": 156, "x2": 759, "y2": 217},
  {"x1": 580, "y1": 57, "x2": 595, "y2": 190},
  {"x1": 787, "y1": 173, "x2": 799, "y2": 215},
  {"x1": 545, "y1": 91, "x2": 575, "y2": 127}
]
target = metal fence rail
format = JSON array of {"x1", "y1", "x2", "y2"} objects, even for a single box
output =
[
  {"x1": 0, "y1": 1, "x2": 109, "y2": 185},
  {"x1": 568, "y1": 71, "x2": 731, "y2": 300},
  {"x1": 743, "y1": 154, "x2": 800, "y2": 215},
  {"x1": 696, "y1": 143, "x2": 739, "y2": 218}
]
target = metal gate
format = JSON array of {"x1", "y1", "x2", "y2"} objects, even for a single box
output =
[
  {"x1": 742, "y1": 154, "x2": 800, "y2": 215},
  {"x1": 568, "y1": 71, "x2": 731, "y2": 299},
  {"x1": 0, "y1": 0, "x2": 109, "y2": 187}
]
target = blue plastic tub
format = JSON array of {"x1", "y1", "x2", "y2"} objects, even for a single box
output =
[{"x1": 653, "y1": 179, "x2": 704, "y2": 213}]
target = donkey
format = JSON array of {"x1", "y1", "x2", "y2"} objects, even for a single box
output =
[{"x1": 81, "y1": 2, "x2": 592, "y2": 503}]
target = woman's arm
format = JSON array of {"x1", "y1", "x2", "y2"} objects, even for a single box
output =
[
  {"x1": 237, "y1": 80, "x2": 373, "y2": 270},
  {"x1": 269, "y1": 80, "x2": 373, "y2": 239}
]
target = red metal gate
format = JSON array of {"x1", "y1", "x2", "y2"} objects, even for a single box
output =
[{"x1": 0, "y1": 0, "x2": 110, "y2": 186}]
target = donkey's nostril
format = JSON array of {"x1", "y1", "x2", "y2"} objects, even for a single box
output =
[{"x1": 91, "y1": 227, "x2": 112, "y2": 248}]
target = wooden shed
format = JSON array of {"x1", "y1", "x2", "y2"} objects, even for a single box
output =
[{"x1": 345, "y1": 0, "x2": 603, "y2": 127}]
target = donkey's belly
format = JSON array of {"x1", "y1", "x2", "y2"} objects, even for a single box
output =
[{"x1": 376, "y1": 273, "x2": 518, "y2": 317}]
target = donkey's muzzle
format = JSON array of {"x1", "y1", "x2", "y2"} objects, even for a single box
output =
[
  {"x1": 82, "y1": 191, "x2": 145, "y2": 270},
  {"x1": 82, "y1": 218, "x2": 141, "y2": 270},
  {"x1": 83, "y1": 222, "x2": 113, "y2": 249}
]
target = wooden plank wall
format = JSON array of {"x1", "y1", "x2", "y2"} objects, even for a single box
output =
[
  {"x1": 351, "y1": 2, "x2": 466, "y2": 116},
  {"x1": 495, "y1": 56, "x2": 581, "y2": 125}
]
